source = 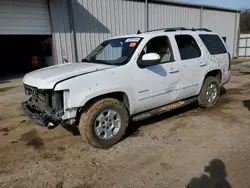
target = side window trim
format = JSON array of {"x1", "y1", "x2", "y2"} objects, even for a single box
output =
[
  {"x1": 175, "y1": 34, "x2": 202, "y2": 61},
  {"x1": 161, "y1": 36, "x2": 175, "y2": 63},
  {"x1": 137, "y1": 35, "x2": 175, "y2": 65}
]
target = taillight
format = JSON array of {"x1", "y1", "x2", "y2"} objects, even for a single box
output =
[{"x1": 228, "y1": 53, "x2": 231, "y2": 70}]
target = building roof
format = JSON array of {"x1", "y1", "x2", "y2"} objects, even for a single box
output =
[{"x1": 150, "y1": 0, "x2": 240, "y2": 13}]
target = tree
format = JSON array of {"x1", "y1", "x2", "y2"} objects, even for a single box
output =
[{"x1": 240, "y1": 9, "x2": 250, "y2": 33}]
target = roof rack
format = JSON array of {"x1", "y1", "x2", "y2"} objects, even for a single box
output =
[
  {"x1": 138, "y1": 27, "x2": 212, "y2": 34},
  {"x1": 191, "y1": 28, "x2": 212, "y2": 32},
  {"x1": 164, "y1": 27, "x2": 187, "y2": 32},
  {"x1": 164, "y1": 27, "x2": 212, "y2": 32},
  {"x1": 143, "y1": 27, "x2": 186, "y2": 33}
]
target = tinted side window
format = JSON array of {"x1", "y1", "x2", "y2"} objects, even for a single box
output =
[
  {"x1": 199, "y1": 34, "x2": 227, "y2": 55},
  {"x1": 175, "y1": 35, "x2": 201, "y2": 60}
]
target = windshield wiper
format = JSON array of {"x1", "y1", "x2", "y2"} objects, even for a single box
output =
[
  {"x1": 81, "y1": 58, "x2": 90, "y2": 62},
  {"x1": 92, "y1": 60, "x2": 113, "y2": 65}
]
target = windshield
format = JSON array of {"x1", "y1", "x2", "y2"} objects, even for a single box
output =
[{"x1": 82, "y1": 37, "x2": 142, "y2": 65}]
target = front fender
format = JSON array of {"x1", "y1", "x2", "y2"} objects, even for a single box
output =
[
  {"x1": 78, "y1": 87, "x2": 134, "y2": 111},
  {"x1": 54, "y1": 66, "x2": 137, "y2": 115}
]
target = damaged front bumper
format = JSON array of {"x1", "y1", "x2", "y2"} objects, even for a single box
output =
[
  {"x1": 21, "y1": 101, "x2": 62, "y2": 128},
  {"x1": 22, "y1": 85, "x2": 64, "y2": 128},
  {"x1": 21, "y1": 98, "x2": 63, "y2": 128}
]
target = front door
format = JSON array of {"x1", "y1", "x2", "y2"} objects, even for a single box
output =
[{"x1": 132, "y1": 36, "x2": 181, "y2": 113}]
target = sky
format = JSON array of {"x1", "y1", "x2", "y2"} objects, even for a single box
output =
[{"x1": 180, "y1": 0, "x2": 250, "y2": 9}]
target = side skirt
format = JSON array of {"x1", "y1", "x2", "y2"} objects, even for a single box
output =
[{"x1": 132, "y1": 97, "x2": 197, "y2": 121}]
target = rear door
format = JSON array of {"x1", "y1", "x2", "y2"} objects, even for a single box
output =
[{"x1": 174, "y1": 34, "x2": 207, "y2": 100}]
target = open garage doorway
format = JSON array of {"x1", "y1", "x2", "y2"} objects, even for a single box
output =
[{"x1": 0, "y1": 35, "x2": 53, "y2": 81}]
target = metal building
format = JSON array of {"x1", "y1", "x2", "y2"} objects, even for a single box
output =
[
  {"x1": 51, "y1": 0, "x2": 240, "y2": 64},
  {"x1": 0, "y1": 0, "x2": 240, "y2": 76}
]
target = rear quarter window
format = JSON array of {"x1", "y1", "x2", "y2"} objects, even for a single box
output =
[{"x1": 199, "y1": 34, "x2": 227, "y2": 55}]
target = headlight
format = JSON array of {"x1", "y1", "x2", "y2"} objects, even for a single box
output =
[{"x1": 51, "y1": 91, "x2": 63, "y2": 111}]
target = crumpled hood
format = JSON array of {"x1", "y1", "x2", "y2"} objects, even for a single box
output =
[{"x1": 23, "y1": 62, "x2": 115, "y2": 89}]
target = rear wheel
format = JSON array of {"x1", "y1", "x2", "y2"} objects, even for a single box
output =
[
  {"x1": 78, "y1": 98, "x2": 129, "y2": 148},
  {"x1": 198, "y1": 76, "x2": 220, "y2": 108}
]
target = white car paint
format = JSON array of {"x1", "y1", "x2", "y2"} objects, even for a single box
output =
[
  {"x1": 23, "y1": 63, "x2": 115, "y2": 89},
  {"x1": 142, "y1": 53, "x2": 161, "y2": 61},
  {"x1": 23, "y1": 30, "x2": 231, "y2": 121}
]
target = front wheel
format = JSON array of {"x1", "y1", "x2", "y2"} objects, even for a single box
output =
[
  {"x1": 78, "y1": 98, "x2": 129, "y2": 148},
  {"x1": 198, "y1": 76, "x2": 220, "y2": 108}
]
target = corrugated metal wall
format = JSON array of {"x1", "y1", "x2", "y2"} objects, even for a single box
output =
[
  {"x1": 72, "y1": 0, "x2": 145, "y2": 61},
  {"x1": 202, "y1": 9, "x2": 236, "y2": 57},
  {"x1": 148, "y1": 2, "x2": 201, "y2": 30},
  {"x1": 49, "y1": 0, "x2": 75, "y2": 64},
  {"x1": 148, "y1": 3, "x2": 239, "y2": 57},
  {"x1": 50, "y1": 0, "x2": 240, "y2": 63}
]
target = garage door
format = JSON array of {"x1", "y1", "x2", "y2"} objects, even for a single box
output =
[{"x1": 0, "y1": 0, "x2": 51, "y2": 35}]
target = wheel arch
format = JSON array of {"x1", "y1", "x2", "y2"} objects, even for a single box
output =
[
  {"x1": 204, "y1": 69, "x2": 222, "y2": 83},
  {"x1": 198, "y1": 69, "x2": 222, "y2": 94},
  {"x1": 79, "y1": 91, "x2": 131, "y2": 115}
]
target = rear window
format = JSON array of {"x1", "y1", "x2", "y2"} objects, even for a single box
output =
[{"x1": 199, "y1": 34, "x2": 227, "y2": 55}]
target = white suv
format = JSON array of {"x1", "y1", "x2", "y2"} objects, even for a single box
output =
[{"x1": 22, "y1": 28, "x2": 231, "y2": 148}]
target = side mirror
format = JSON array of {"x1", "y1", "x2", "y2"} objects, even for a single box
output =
[{"x1": 137, "y1": 53, "x2": 161, "y2": 68}]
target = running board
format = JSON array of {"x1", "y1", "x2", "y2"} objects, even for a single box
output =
[{"x1": 132, "y1": 97, "x2": 197, "y2": 122}]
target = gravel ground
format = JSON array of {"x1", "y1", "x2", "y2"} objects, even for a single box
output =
[{"x1": 1, "y1": 62, "x2": 250, "y2": 188}]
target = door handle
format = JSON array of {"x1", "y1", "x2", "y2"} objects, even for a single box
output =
[
  {"x1": 200, "y1": 63, "x2": 207, "y2": 67},
  {"x1": 169, "y1": 68, "x2": 179, "y2": 74}
]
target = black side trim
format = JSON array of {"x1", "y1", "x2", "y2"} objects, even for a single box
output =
[{"x1": 132, "y1": 97, "x2": 197, "y2": 121}]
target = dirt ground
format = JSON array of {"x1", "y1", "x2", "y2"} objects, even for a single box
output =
[{"x1": 1, "y1": 62, "x2": 250, "y2": 188}]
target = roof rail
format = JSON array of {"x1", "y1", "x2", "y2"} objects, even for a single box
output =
[
  {"x1": 191, "y1": 28, "x2": 212, "y2": 32},
  {"x1": 137, "y1": 27, "x2": 212, "y2": 34},
  {"x1": 144, "y1": 27, "x2": 187, "y2": 33},
  {"x1": 164, "y1": 27, "x2": 187, "y2": 32},
  {"x1": 163, "y1": 28, "x2": 212, "y2": 32}
]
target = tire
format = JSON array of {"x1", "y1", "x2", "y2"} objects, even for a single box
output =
[
  {"x1": 198, "y1": 76, "x2": 220, "y2": 108},
  {"x1": 78, "y1": 98, "x2": 129, "y2": 148}
]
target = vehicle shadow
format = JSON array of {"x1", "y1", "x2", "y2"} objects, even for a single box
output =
[
  {"x1": 186, "y1": 159, "x2": 232, "y2": 188},
  {"x1": 61, "y1": 102, "x2": 199, "y2": 138},
  {"x1": 62, "y1": 86, "x2": 227, "y2": 138},
  {"x1": 220, "y1": 86, "x2": 227, "y2": 96},
  {"x1": 126, "y1": 86, "x2": 227, "y2": 138},
  {"x1": 242, "y1": 100, "x2": 250, "y2": 111},
  {"x1": 147, "y1": 65, "x2": 167, "y2": 77},
  {"x1": 61, "y1": 122, "x2": 80, "y2": 136},
  {"x1": 126, "y1": 102, "x2": 198, "y2": 137}
]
